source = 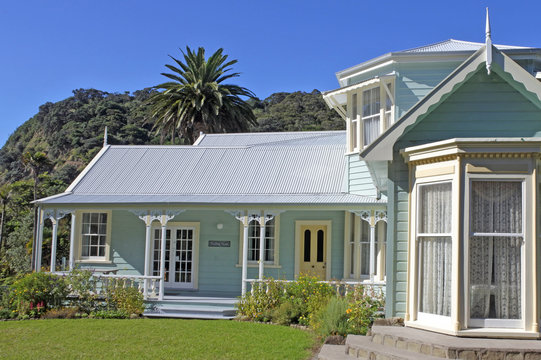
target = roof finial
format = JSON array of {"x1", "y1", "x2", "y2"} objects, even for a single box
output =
[
  {"x1": 485, "y1": 7, "x2": 492, "y2": 75},
  {"x1": 103, "y1": 126, "x2": 108, "y2": 147}
]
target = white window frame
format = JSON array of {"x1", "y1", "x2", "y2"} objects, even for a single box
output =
[
  {"x1": 76, "y1": 210, "x2": 112, "y2": 263},
  {"x1": 237, "y1": 214, "x2": 281, "y2": 268},
  {"x1": 464, "y1": 174, "x2": 526, "y2": 329},
  {"x1": 409, "y1": 174, "x2": 456, "y2": 329},
  {"x1": 247, "y1": 217, "x2": 276, "y2": 264},
  {"x1": 343, "y1": 212, "x2": 386, "y2": 282},
  {"x1": 346, "y1": 79, "x2": 395, "y2": 153}
]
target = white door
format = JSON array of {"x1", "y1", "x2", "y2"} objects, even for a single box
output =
[{"x1": 152, "y1": 226, "x2": 196, "y2": 289}]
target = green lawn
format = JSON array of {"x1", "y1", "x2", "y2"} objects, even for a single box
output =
[{"x1": 0, "y1": 319, "x2": 315, "y2": 359}]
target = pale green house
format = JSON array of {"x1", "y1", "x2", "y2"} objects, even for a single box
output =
[{"x1": 36, "y1": 29, "x2": 541, "y2": 337}]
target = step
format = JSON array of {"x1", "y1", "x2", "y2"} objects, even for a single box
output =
[
  {"x1": 144, "y1": 304, "x2": 236, "y2": 319},
  {"x1": 318, "y1": 344, "x2": 356, "y2": 360},
  {"x1": 370, "y1": 325, "x2": 541, "y2": 359},
  {"x1": 346, "y1": 335, "x2": 441, "y2": 360}
]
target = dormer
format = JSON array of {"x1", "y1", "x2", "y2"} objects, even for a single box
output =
[{"x1": 323, "y1": 39, "x2": 541, "y2": 154}]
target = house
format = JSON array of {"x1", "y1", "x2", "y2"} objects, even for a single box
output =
[{"x1": 35, "y1": 20, "x2": 541, "y2": 336}]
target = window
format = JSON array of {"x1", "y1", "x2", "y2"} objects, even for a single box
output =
[
  {"x1": 80, "y1": 212, "x2": 110, "y2": 260},
  {"x1": 362, "y1": 87, "x2": 380, "y2": 146},
  {"x1": 417, "y1": 182, "x2": 452, "y2": 317},
  {"x1": 469, "y1": 180, "x2": 523, "y2": 322},
  {"x1": 248, "y1": 218, "x2": 275, "y2": 262},
  {"x1": 347, "y1": 80, "x2": 394, "y2": 152},
  {"x1": 345, "y1": 212, "x2": 386, "y2": 281}
]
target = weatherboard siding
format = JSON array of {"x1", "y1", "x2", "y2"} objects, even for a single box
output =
[
  {"x1": 347, "y1": 154, "x2": 377, "y2": 197},
  {"x1": 79, "y1": 209, "x2": 345, "y2": 293},
  {"x1": 388, "y1": 67, "x2": 541, "y2": 317}
]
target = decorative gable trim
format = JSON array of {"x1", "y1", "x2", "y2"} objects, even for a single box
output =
[{"x1": 360, "y1": 46, "x2": 541, "y2": 161}]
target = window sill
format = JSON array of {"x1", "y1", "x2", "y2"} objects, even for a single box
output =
[
  {"x1": 76, "y1": 259, "x2": 113, "y2": 264},
  {"x1": 235, "y1": 263, "x2": 282, "y2": 269}
]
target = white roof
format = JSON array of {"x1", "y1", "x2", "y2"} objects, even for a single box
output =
[
  {"x1": 399, "y1": 39, "x2": 529, "y2": 53},
  {"x1": 37, "y1": 131, "x2": 383, "y2": 206}
]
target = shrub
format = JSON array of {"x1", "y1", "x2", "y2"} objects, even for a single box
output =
[
  {"x1": 67, "y1": 268, "x2": 99, "y2": 313},
  {"x1": 271, "y1": 301, "x2": 300, "y2": 326},
  {"x1": 10, "y1": 272, "x2": 69, "y2": 318},
  {"x1": 312, "y1": 297, "x2": 349, "y2": 337},
  {"x1": 0, "y1": 308, "x2": 16, "y2": 319},
  {"x1": 346, "y1": 285, "x2": 385, "y2": 335},
  {"x1": 106, "y1": 284, "x2": 144, "y2": 316},
  {"x1": 284, "y1": 275, "x2": 335, "y2": 326},
  {"x1": 91, "y1": 309, "x2": 129, "y2": 319},
  {"x1": 41, "y1": 307, "x2": 79, "y2": 319},
  {"x1": 236, "y1": 278, "x2": 285, "y2": 322}
]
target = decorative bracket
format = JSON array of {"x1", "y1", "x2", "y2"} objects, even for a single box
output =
[
  {"x1": 43, "y1": 209, "x2": 74, "y2": 224},
  {"x1": 375, "y1": 211, "x2": 387, "y2": 224}
]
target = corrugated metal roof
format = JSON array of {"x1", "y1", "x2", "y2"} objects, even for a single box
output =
[
  {"x1": 38, "y1": 193, "x2": 386, "y2": 205},
  {"x1": 399, "y1": 39, "x2": 530, "y2": 53},
  {"x1": 37, "y1": 131, "x2": 382, "y2": 206},
  {"x1": 196, "y1": 131, "x2": 345, "y2": 146}
]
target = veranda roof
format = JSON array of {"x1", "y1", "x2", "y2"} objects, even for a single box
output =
[{"x1": 37, "y1": 131, "x2": 385, "y2": 206}]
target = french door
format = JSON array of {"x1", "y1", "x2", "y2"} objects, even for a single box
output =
[
  {"x1": 152, "y1": 226, "x2": 196, "y2": 289},
  {"x1": 468, "y1": 180, "x2": 524, "y2": 328}
]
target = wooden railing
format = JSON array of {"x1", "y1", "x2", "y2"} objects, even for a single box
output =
[
  {"x1": 245, "y1": 278, "x2": 385, "y2": 298},
  {"x1": 53, "y1": 272, "x2": 162, "y2": 300}
]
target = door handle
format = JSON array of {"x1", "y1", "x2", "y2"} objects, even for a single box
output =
[{"x1": 311, "y1": 265, "x2": 315, "y2": 268}]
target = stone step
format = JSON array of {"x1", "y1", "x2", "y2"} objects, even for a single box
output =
[
  {"x1": 370, "y1": 325, "x2": 541, "y2": 359},
  {"x1": 318, "y1": 344, "x2": 357, "y2": 360},
  {"x1": 346, "y1": 335, "x2": 441, "y2": 360}
]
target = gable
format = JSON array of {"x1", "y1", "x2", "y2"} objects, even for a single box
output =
[{"x1": 397, "y1": 67, "x2": 541, "y2": 148}]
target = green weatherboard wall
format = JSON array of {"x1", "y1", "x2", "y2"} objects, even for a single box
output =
[
  {"x1": 386, "y1": 67, "x2": 541, "y2": 317},
  {"x1": 80, "y1": 209, "x2": 346, "y2": 294}
]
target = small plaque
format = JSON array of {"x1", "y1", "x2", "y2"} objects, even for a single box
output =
[{"x1": 208, "y1": 240, "x2": 231, "y2": 248}]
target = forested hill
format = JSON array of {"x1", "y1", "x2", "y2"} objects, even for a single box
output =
[{"x1": 0, "y1": 88, "x2": 343, "y2": 185}]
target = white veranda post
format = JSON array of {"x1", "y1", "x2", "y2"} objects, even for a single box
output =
[
  {"x1": 352, "y1": 210, "x2": 387, "y2": 282},
  {"x1": 35, "y1": 208, "x2": 44, "y2": 272},
  {"x1": 69, "y1": 212, "x2": 76, "y2": 271},
  {"x1": 44, "y1": 209, "x2": 72, "y2": 273},
  {"x1": 226, "y1": 210, "x2": 251, "y2": 295}
]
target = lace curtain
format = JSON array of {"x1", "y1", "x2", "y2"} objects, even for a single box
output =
[
  {"x1": 418, "y1": 182, "x2": 452, "y2": 316},
  {"x1": 470, "y1": 181, "x2": 522, "y2": 320}
]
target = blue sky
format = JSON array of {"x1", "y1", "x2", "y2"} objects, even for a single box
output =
[{"x1": 0, "y1": 0, "x2": 539, "y2": 147}]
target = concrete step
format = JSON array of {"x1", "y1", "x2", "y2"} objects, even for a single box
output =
[
  {"x1": 318, "y1": 344, "x2": 356, "y2": 360},
  {"x1": 370, "y1": 325, "x2": 541, "y2": 359},
  {"x1": 346, "y1": 335, "x2": 441, "y2": 360}
]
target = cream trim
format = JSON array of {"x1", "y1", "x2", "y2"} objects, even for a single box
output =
[
  {"x1": 294, "y1": 220, "x2": 332, "y2": 280},
  {"x1": 75, "y1": 209, "x2": 113, "y2": 263}
]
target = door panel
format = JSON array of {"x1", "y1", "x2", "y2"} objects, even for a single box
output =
[{"x1": 300, "y1": 225, "x2": 327, "y2": 279}]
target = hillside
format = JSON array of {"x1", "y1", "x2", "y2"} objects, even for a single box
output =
[{"x1": 0, "y1": 88, "x2": 343, "y2": 185}]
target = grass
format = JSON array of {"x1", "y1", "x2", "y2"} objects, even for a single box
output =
[{"x1": 0, "y1": 318, "x2": 315, "y2": 359}]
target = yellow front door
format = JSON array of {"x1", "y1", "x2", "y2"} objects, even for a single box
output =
[{"x1": 299, "y1": 225, "x2": 327, "y2": 280}]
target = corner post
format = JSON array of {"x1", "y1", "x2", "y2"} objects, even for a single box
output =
[
  {"x1": 69, "y1": 212, "x2": 76, "y2": 271},
  {"x1": 50, "y1": 214, "x2": 58, "y2": 272},
  {"x1": 241, "y1": 215, "x2": 249, "y2": 295},
  {"x1": 36, "y1": 208, "x2": 44, "y2": 272},
  {"x1": 159, "y1": 220, "x2": 167, "y2": 300},
  {"x1": 143, "y1": 218, "x2": 152, "y2": 299},
  {"x1": 258, "y1": 216, "x2": 265, "y2": 280}
]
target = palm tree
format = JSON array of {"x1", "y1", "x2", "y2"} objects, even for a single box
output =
[
  {"x1": 21, "y1": 151, "x2": 51, "y2": 201},
  {"x1": 149, "y1": 47, "x2": 256, "y2": 144}
]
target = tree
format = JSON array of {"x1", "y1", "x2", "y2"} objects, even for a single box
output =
[
  {"x1": 149, "y1": 47, "x2": 256, "y2": 144},
  {"x1": 0, "y1": 183, "x2": 11, "y2": 250},
  {"x1": 21, "y1": 151, "x2": 51, "y2": 201}
]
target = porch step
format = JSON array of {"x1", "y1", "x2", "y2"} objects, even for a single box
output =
[
  {"x1": 318, "y1": 345, "x2": 356, "y2": 360},
  {"x1": 369, "y1": 325, "x2": 541, "y2": 359},
  {"x1": 346, "y1": 335, "x2": 441, "y2": 360},
  {"x1": 144, "y1": 299, "x2": 237, "y2": 319}
]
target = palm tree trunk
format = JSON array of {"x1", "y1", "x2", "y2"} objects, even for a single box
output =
[{"x1": 0, "y1": 202, "x2": 5, "y2": 250}]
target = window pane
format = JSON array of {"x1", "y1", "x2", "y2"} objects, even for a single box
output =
[
  {"x1": 363, "y1": 116, "x2": 380, "y2": 145},
  {"x1": 351, "y1": 93, "x2": 357, "y2": 118},
  {"x1": 304, "y1": 230, "x2": 311, "y2": 262},
  {"x1": 471, "y1": 181, "x2": 522, "y2": 234},
  {"x1": 470, "y1": 236, "x2": 522, "y2": 319},
  {"x1": 360, "y1": 243, "x2": 370, "y2": 276},
  {"x1": 419, "y1": 236, "x2": 452, "y2": 316},
  {"x1": 419, "y1": 182, "x2": 452, "y2": 234},
  {"x1": 317, "y1": 230, "x2": 324, "y2": 262}
]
